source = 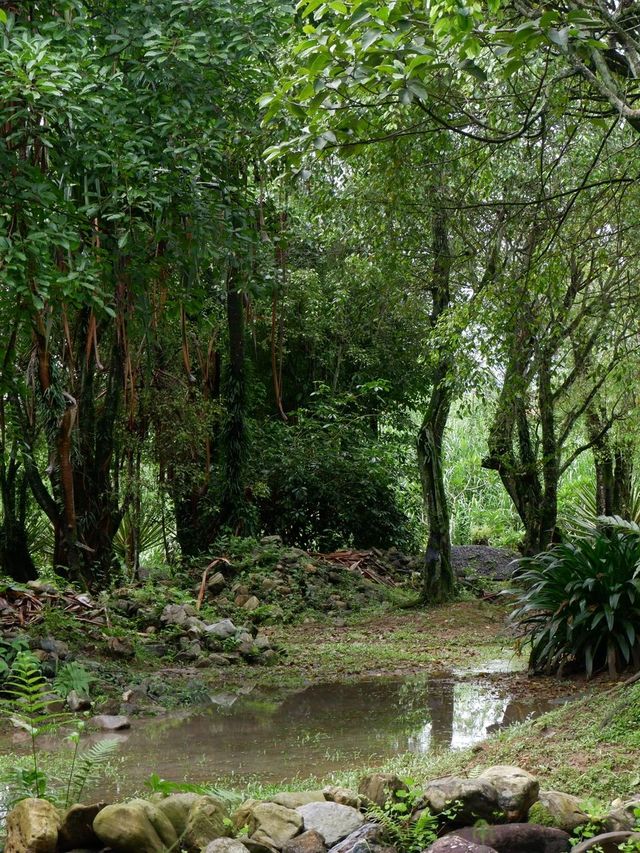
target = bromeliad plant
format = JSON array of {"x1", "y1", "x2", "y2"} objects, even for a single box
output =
[{"x1": 512, "y1": 526, "x2": 640, "y2": 678}]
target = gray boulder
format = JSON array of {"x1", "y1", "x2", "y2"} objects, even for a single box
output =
[
  {"x1": 244, "y1": 801, "x2": 303, "y2": 849},
  {"x1": 183, "y1": 796, "x2": 232, "y2": 852},
  {"x1": 358, "y1": 773, "x2": 408, "y2": 808},
  {"x1": 423, "y1": 777, "x2": 501, "y2": 825},
  {"x1": 160, "y1": 603, "x2": 197, "y2": 627},
  {"x1": 327, "y1": 822, "x2": 391, "y2": 853},
  {"x1": 296, "y1": 802, "x2": 364, "y2": 847},
  {"x1": 323, "y1": 787, "x2": 362, "y2": 809},
  {"x1": 605, "y1": 800, "x2": 640, "y2": 832},
  {"x1": 204, "y1": 841, "x2": 251, "y2": 853},
  {"x1": 425, "y1": 837, "x2": 497, "y2": 853},
  {"x1": 66, "y1": 690, "x2": 92, "y2": 712},
  {"x1": 89, "y1": 714, "x2": 130, "y2": 730},
  {"x1": 283, "y1": 829, "x2": 328, "y2": 853},
  {"x1": 271, "y1": 792, "x2": 326, "y2": 810},
  {"x1": 478, "y1": 765, "x2": 539, "y2": 821},
  {"x1": 154, "y1": 792, "x2": 202, "y2": 835},
  {"x1": 205, "y1": 619, "x2": 238, "y2": 639},
  {"x1": 207, "y1": 572, "x2": 227, "y2": 593}
]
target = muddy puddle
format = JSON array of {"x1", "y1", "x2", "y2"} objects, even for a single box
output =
[{"x1": 1, "y1": 664, "x2": 574, "y2": 801}]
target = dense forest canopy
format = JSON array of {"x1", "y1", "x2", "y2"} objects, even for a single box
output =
[{"x1": 1, "y1": 0, "x2": 639, "y2": 600}]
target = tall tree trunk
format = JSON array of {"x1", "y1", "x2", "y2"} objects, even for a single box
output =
[
  {"x1": 219, "y1": 262, "x2": 248, "y2": 534},
  {"x1": 586, "y1": 408, "x2": 615, "y2": 515},
  {"x1": 0, "y1": 453, "x2": 37, "y2": 583},
  {"x1": 613, "y1": 446, "x2": 633, "y2": 517},
  {"x1": 416, "y1": 206, "x2": 454, "y2": 602},
  {"x1": 538, "y1": 348, "x2": 560, "y2": 549}
]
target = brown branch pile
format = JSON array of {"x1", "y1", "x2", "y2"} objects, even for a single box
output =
[
  {"x1": 0, "y1": 585, "x2": 107, "y2": 631},
  {"x1": 317, "y1": 550, "x2": 401, "y2": 587}
]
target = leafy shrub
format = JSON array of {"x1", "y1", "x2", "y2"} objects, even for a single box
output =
[
  {"x1": 252, "y1": 409, "x2": 420, "y2": 552},
  {"x1": 512, "y1": 527, "x2": 640, "y2": 677}
]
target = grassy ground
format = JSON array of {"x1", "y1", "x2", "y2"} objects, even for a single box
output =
[{"x1": 208, "y1": 600, "x2": 510, "y2": 688}]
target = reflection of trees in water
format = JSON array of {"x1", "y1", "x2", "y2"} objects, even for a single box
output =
[
  {"x1": 273, "y1": 677, "x2": 510, "y2": 755},
  {"x1": 407, "y1": 682, "x2": 510, "y2": 753}
]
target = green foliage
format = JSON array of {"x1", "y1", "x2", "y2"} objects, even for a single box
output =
[
  {"x1": 53, "y1": 662, "x2": 96, "y2": 700},
  {"x1": 0, "y1": 652, "x2": 118, "y2": 807},
  {"x1": 63, "y1": 730, "x2": 119, "y2": 808},
  {"x1": 0, "y1": 635, "x2": 30, "y2": 679},
  {"x1": 363, "y1": 780, "x2": 447, "y2": 853},
  {"x1": 444, "y1": 401, "x2": 522, "y2": 549},
  {"x1": 253, "y1": 400, "x2": 421, "y2": 552},
  {"x1": 144, "y1": 773, "x2": 239, "y2": 805},
  {"x1": 0, "y1": 651, "x2": 68, "y2": 800},
  {"x1": 512, "y1": 529, "x2": 640, "y2": 677}
]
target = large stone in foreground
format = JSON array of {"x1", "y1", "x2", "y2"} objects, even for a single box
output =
[
  {"x1": 529, "y1": 791, "x2": 589, "y2": 833},
  {"x1": 183, "y1": 796, "x2": 232, "y2": 852},
  {"x1": 154, "y1": 792, "x2": 202, "y2": 836},
  {"x1": 204, "y1": 840, "x2": 252, "y2": 853},
  {"x1": 5, "y1": 798, "x2": 61, "y2": 853},
  {"x1": 93, "y1": 799, "x2": 178, "y2": 853},
  {"x1": 297, "y1": 802, "x2": 364, "y2": 847},
  {"x1": 451, "y1": 823, "x2": 571, "y2": 853},
  {"x1": 58, "y1": 802, "x2": 106, "y2": 851},
  {"x1": 358, "y1": 774, "x2": 408, "y2": 808},
  {"x1": 425, "y1": 836, "x2": 497, "y2": 853},
  {"x1": 423, "y1": 777, "x2": 501, "y2": 825},
  {"x1": 283, "y1": 829, "x2": 328, "y2": 853},
  {"x1": 245, "y1": 801, "x2": 304, "y2": 849},
  {"x1": 478, "y1": 766, "x2": 539, "y2": 821},
  {"x1": 328, "y1": 821, "x2": 393, "y2": 853}
]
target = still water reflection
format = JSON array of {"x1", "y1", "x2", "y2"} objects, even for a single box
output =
[{"x1": 55, "y1": 673, "x2": 562, "y2": 798}]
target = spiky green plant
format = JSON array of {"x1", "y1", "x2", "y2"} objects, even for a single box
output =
[
  {"x1": 560, "y1": 482, "x2": 640, "y2": 538},
  {"x1": 512, "y1": 528, "x2": 640, "y2": 677}
]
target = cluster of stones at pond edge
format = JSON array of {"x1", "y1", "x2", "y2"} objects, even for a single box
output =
[{"x1": 6, "y1": 766, "x2": 640, "y2": 853}]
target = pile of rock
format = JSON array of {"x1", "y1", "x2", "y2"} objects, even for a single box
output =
[
  {"x1": 6, "y1": 766, "x2": 640, "y2": 853},
  {"x1": 150, "y1": 604, "x2": 277, "y2": 666}
]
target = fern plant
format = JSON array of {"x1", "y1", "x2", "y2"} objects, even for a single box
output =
[
  {"x1": 1, "y1": 651, "x2": 67, "y2": 799},
  {"x1": 0, "y1": 652, "x2": 119, "y2": 807},
  {"x1": 64, "y1": 726, "x2": 119, "y2": 807},
  {"x1": 363, "y1": 780, "x2": 442, "y2": 853},
  {"x1": 53, "y1": 661, "x2": 95, "y2": 700}
]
